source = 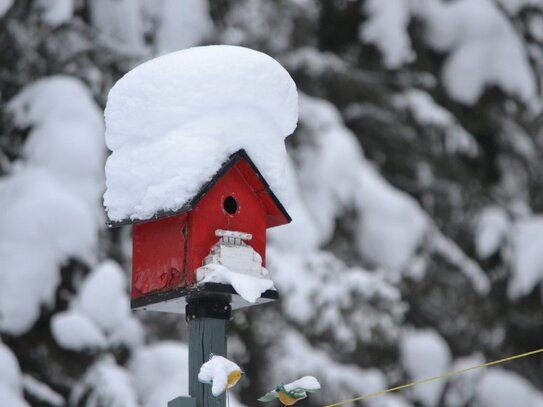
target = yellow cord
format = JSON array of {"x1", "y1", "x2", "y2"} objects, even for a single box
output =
[{"x1": 323, "y1": 348, "x2": 543, "y2": 407}]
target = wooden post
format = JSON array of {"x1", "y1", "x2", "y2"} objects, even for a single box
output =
[{"x1": 186, "y1": 298, "x2": 231, "y2": 407}]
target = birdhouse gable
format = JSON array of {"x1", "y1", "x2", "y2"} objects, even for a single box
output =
[{"x1": 108, "y1": 149, "x2": 290, "y2": 228}]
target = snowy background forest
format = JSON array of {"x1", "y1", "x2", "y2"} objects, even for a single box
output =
[{"x1": 1, "y1": 0, "x2": 543, "y2": 406}]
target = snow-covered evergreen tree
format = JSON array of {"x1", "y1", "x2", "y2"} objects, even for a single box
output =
[{"x1": 1, "y1": 1, "x2": 542, "y2": 406}]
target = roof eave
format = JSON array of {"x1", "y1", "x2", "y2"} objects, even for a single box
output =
[{"x1": 106, "y1": 149, "x2": 291, "y2": 228}]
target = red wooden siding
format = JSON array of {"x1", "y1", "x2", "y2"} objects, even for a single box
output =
[{"x1": 132, "y1": 214, "x2": 187, "y2": 298}]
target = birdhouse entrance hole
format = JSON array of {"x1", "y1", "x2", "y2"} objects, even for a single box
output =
[{"x1": 223, "y1": 196, "x2": 238, "y2": 214}]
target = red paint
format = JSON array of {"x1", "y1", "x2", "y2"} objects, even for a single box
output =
[
  {"x1": 132, "y1": 214, "x2": 187, "y2": 298},
  {"x1": 131, "y1": 155, "x2": 289, "y2": 303}
]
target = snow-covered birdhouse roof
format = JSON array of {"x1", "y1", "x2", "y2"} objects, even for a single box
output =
[
  {"x1": 103, "y1": 45, "x2": 298, "y2": 225},
  {"x1": 109, "y1": 149, "x2": 291, "y2": 227}
]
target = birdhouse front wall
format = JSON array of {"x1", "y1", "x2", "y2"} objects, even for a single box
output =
[
  {"x1": 131, "y1": 158, "x2": 268, "y2": 303},
  {"x1": 186, "y1": 161, "x2": 267, "y2": 286},
  {"x1": 132, "y1": 213, "x2": 187, "y2": 299}
]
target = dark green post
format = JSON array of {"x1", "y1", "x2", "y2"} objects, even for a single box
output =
[{"x1": 186, "y1": 297, "x2": 231, "y2": 407}]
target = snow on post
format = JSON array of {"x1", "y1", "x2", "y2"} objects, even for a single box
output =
[{"x1": 198, "y1": 355, "x2": 242, "y2": 397}]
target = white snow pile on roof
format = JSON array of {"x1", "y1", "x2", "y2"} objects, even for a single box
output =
[
  {"x1": 199, "y1": 264, "x2": 275, "y2": 303},
  {"x1": 508, "y1": 216, "x2": 543, "y2": 299},
  {"x1": 104, "y1": 45, "x2": 298, "y2": 222},
  {"x1": 198, "y1": 355, "x2": 242, "y2": 396},
  {"x1": 401, "y1": 328, "x2": 452, "y2": 406},
  {"x1": 51, "y1": 261, "x2": 143, "y2": 351},
  {"x1": 0, "y1": 76, "x2": 103, "y2": 336}
]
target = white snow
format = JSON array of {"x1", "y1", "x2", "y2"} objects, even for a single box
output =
[
  {"x1": 0, "y1": 0, "x2": 12, "y2": 16},
  {"x1": 415, "y1": 0, "x2": 537, "y2": 105},
  {"x1": 268, "y1": 247, "x2": 405, "y2": 347},
  {"x1": 72, "y1": 357, "x2": 138, "y2": 407},
  {"x1": 0, "y1": 342, "x2": 27, "y2": 406},
  {"x1": 8, "y1": 76, "x2": 103, "y2": 131},
  {"x1": 360, "y1": 0, "x2": 414, "y2": 69},
  {"x1": 129, "y1": 341, "x2": 189, "y2": 407},
  {"x1": 281, "y1": 47, "x2": 346, "y2": 77},
  {"x1": 23, "y1": 375, "x2": 64, "y2": 407},
  {"x1": 0, "y1": 76, "x2": 103, "y2": 335},
  {"x1": 0, "y1": 341, "x2": 23, "y2": 395},
  {"x1": 474, "y1": 206, "x2": 510, "y2": 259},
  {"x1": 295, "y1": 94, "x2": 427, "y2": 272},
  {"x1": 0, "y1": 384, "x2": 29, "y2": 407},
  {"x1": 269, "y1": 329, "x2": 387, "y2": 404},
  {"x1": 495, "y1": 0, "x2": 543, "y2": 15},
  {"x1": 429, "y1": 227, "x2": 491, "y2": 293},
  {"x1": 22, "y1": 121, "x2": 105, "y2": 205},
  {"x1": 362, "y1": 0, "x2": 538, "y2": 104},
  {"x1": 89, "y1": 0, "x2": 145, "y2": 55},
  {"x1": 476, "y1": 369, "x2": 543, "y2": 407},
  {"x1": 49, "y1": 260, "x2": 141, "y2": 350},
  {"x1": 142, "y1": 0, "x2": 213, "y2": 55},
  {"x1": 508, "y1": 216, "x2": 543, "y2": 299},
  {"x1": 90, "y1": 0, "x2": 212, "y2": 57},
  {"x1": 395, "y1": 89, "x2": 478, "y2": 156},
  {"x1": 529, "y1": 14, "x2": 543, "y2": 41},
  {"x1": 108, "y1": 317, "x2": 145, "y2": 349},
  {"x1": 444, "y1": 354, "x2": 486, "y2": 406},
  {"x1": 266, "y1": 158, "x2": 321, "y2": 252},
  {"x1": 50, "y1": 260, "x2": 142, "y2": 350},
  {"x1": 8, "y1": 75, "x2": 104, "y2": 207},
  {"x1": 37, "y1": 0, "x2": 73, "y2": 26},
  {"x1": 198, "y1": 355, "x2": 242, "y2": 396},
  {"x1": 400, "y1": 329, "x2": 451, "y2": 406},
  {"x1": 0, "y1": 170, "x2": 97, "y2": 335},
  {"x1": 199, "y1": 264, "x2": 275, "y2": 303},
  {"x1": 50, "y1": 310, "x2": 107, "y2": 351},
  {"x1": 129, "y1": 341, "x2": 246, "y2": 407},
  {"x1": 76, "y1": 260, "x2": 130, "y2": 333},
  {"x1": 284, "y1": 376, "x2": 320, "y2": 392},
  {"x1": 444, "y1": 355, "x2": 543, "y2": 407},
  {"x1": 104, "y1": 45, "x2": 298, "y2": 222}
]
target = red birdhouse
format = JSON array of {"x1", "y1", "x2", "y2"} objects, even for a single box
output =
[{"x1": 109, "y1": 149, "x2": 291, "y2": 313}]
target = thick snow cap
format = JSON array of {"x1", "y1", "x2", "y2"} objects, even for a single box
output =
[{"x1": 104, "y1": 45, "x2": 298, "y2": 223}]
